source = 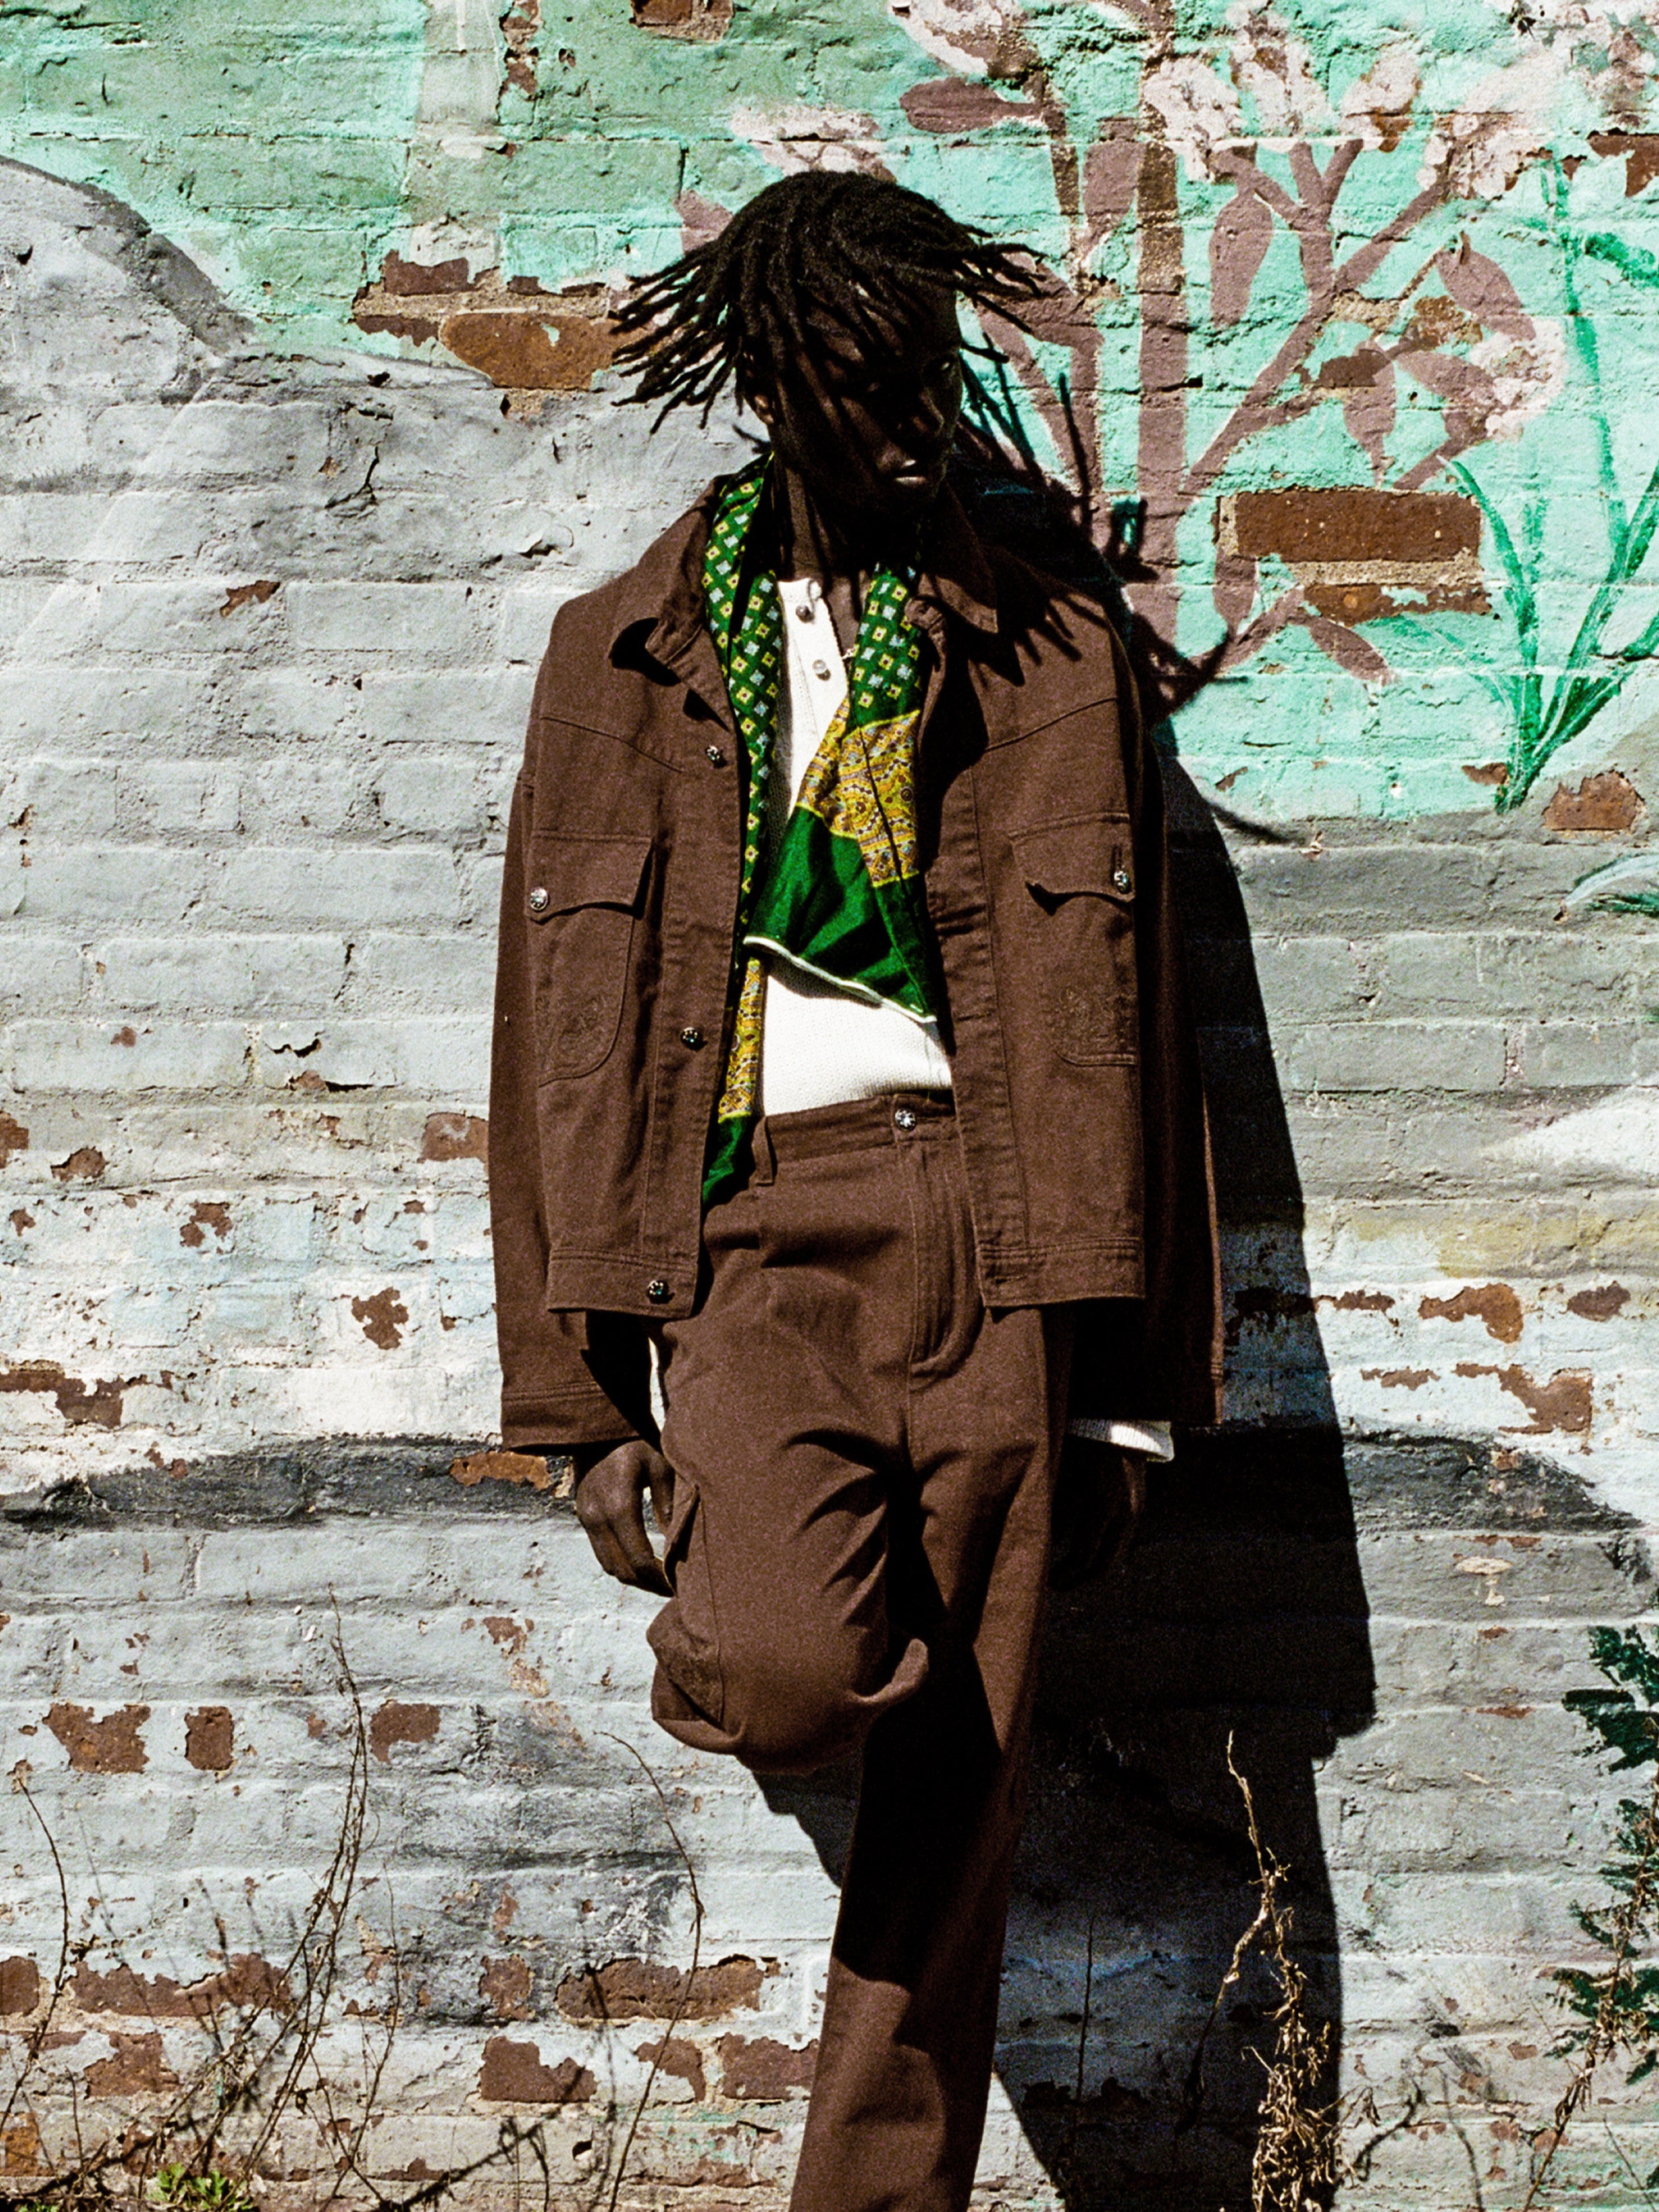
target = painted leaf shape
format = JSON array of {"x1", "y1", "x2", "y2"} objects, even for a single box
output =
[
  {"x1": 1398, "y1": 348, "x2": 1498, "y2": 418},
  {"x1": 900, "y1": 78, "x2": 1034, "y2": 133},
  {"x1": 1209, "y1": 184, "x2": 1273, "y2": 329},
  {"x1": 1302, "y1": 614, "x2": 1391, "y2": 684},
  {"x1": 1083, "y1": 128, "x2": 1142, "y2": 248},
  {"x1": 1338, "y1": 352, "x2": 1396, "y2": 474},
  {"x1": 1436, "y1": 236, "x2": 1531, "y2": 339}
]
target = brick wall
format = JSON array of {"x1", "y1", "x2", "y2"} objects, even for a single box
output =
[{"x1": 3, "y1": 151, "x2": 1658, "y2": 2207}]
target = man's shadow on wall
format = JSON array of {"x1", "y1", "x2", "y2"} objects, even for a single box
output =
[{"x1": 761, "y1": 472, "x2": 1376, "y2": 2211}]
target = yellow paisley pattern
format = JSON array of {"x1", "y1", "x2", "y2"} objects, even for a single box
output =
[
  {"x1": 715, "y1": 956, "x2": 766, "y2": 1123},
  {"x1": 795, "y1": 709, "x2": 920, "y2": 890}
]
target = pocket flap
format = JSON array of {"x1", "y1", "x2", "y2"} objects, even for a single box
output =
[
  {"x1": 526, "y1": 832, "x2": 652, "y2": 919},
  {"x1": 1009, "y1": 815, "x2": 1134, "y2": 902}
]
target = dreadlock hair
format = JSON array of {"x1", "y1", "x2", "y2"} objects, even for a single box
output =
[{"x1": 612, "y1": 170, "x2": 1044, "y2": 427}]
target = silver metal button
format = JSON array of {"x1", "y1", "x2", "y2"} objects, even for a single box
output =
[
  {"x1": 679, "y1": 1025, "x2": 704, "y2": 1049},
  {"x1": 1112, "y1": 867, "x2": 1132, "y2": 892},
  {"x1": 893, "y1": 1106, "x2": 918, "y2": 1131},
  {"x1": 706, "y1": 744, "x2": 726, "y2": 766},
  {"x1": 527, "y1": 886, "x2": 550, "y2": 913},
  {"x1": 647, "y1": 1278, "x2": 671, "y2": 1303},
  {"x1": 795, "y1": 601, "x2": 815, "y2": 622},
  {"x1": 811, "y1": 660, "x2": 831, "y2": 680}
]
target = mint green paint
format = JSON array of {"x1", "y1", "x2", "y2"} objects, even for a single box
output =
[{"x1": 7, "y1": 0, "x2": 1659, "y2": 819}]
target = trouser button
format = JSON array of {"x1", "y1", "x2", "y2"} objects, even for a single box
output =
[{"x1": 893, "y1": 1106, "x2": 918, "y2": 1131}]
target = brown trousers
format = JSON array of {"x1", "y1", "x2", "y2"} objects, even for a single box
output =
[{"x1": 646, "y1": 1093, "x2": 1071, "y2": 2212}]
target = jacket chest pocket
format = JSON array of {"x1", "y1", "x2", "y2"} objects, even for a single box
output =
[
  {"x1": 1007, "y1": 814, "x2": 1138, "y2": 1065},
  {"x1": 526, "y1": 832, "x2": 652, "y2": 1081}
]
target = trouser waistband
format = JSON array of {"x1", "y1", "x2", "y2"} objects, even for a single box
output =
[{"x1": 750, "y1": 1089, "x2": 955, "y2": 1177}]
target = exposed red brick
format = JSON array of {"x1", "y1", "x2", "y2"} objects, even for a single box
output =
[
  {"x1": 1541, "y1": 770, "x2": 1645, "y2": 832},
  {"x1": 185, "y1": 1705, "x2": 234, "y2": 1771},
  {"x1": 440, "y1": 309, "x2": 618, "y2": 391},
  {"x1": 382, "y1": 250, "x2": 475, "y2": 295},
  {"x1": 1462, "y1": 762, "x2": 1510, "y2": 786},
  {"x1": 369, "y1": 1700, "x2": 440, "y2": 1764},
  {"x1": 1589, "y1": 129, "x2": 1659, "y2": 194},
  {"x1": 1454, "y1": 1363, "x2": 1594, "y2": 1434},
  {"x1": 1361, "y1": 1366, "x2": 1435, "y2": 1389},
  {"x1": 450, "y1": 1450, "x2": 551, "y2": 1491},
  {"x1": 500, "y1": 0, "x2": 540, "y2": 94},
  {"x1": 481, "y1": 1955, "x2": 533, "y2": 2021},
  {"x1": 110, "y1": 1025, "x2": 137, "y2": 1047},
  {"x1": 557, "y1": 1954, "x2": 771, "y2": 2022},
  {"x1": 83, "y1": 2030, "x2": 176, "y2": 2096},
  {"x1": 219, "y1": 579, "x2": 279, "y2": 616},
  {"x1": 49, "y1": 1146, "x2": 106, "y2": 1182},
  {"x1": 1479, "y1": 1704, "x2": 1533, "y2": 1719},
  {"x1": 631, "y1": 0, "x2": 731, "y2": 36},
  {"x1": 1420, "y1": 1283, "x2": 1524, "y2": 1345},
  {"x1": 44, "y1": 1703, "x2": 149, "y2": 1773},
  {"x1": 637, "y1": 2034, "x2": 706, "y2": 2099},
  {"x1": 421, "y1": 1111, "x2": 488, "y2": 1164},
  {"x1": 352, "y1": 1286, "x2": 408, "y2": 1349},
  {"x1": 483, "y1": 1616, "x2": 529, "y2": 1654},
  {"x1": 1233, "y1": 487, "x2": 1480, "y2": 565},
  {"x1": 477, "y1": 2037, "x2": 594, "y2": 2103},
  {"x1": 2, "y1": 2117, "x2": 43, "y2": 2174},
  {"x1": 178, "y1": 1200, "x2": 231, "y2": 1250},
  {"x1": 1320, "y1": 1289, "x2": 1395, "y2": 1312},
  {"x1": 1306, "y1": 578, "x2": 1488, "y2": 622},
  {"x1": 0, "y1": 1114, "x2": 26, "y2": 1168},
  {"x1": 71, "y1": 1957, "x2": 287, "y2": 2018},
  {"x1": 0, "y1": 1958, "x2": 40, "y2": 2014},
  {"x1": 716, "y1": 2034, "x2": 818, "y2": 2099},
  {"x1": 1567, "y1": 1283, "x2": 1629, "y2": 1320},
  {"x1": 0, "y1": 1363, "x2": 131, "y2": 1429},
  {"x1": 9, "y1": 1210, "x2": 33, "y2": 1235}
]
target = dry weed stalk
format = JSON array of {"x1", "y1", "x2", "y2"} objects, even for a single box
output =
[
  {"x1": 598, "y1": 1739, "x2": 705, "y2": 2212},
  {"x1": 1182, "y1": 1735, "x2": 1358, "y2": 2212},
  {"x1": 0, "y1": 1622, "x2": 555, "y2": 2212}
]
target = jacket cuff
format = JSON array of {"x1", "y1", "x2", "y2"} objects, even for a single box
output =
[
  {"x1": 502, "y1": 1389, "x2": 643, "y2": 1453},
  {"x1": 1065, "y1": 1416, "x2": 1174, "y2": 1462}
]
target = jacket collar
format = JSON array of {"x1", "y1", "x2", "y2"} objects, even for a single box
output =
[{"x1": 605, "y1": 466, "x2": 1001, "y2": 670}]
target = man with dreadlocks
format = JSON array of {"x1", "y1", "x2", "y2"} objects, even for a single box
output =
[{"x1": 490, "y1": 171, "x2": 1220, "y2": 2212}]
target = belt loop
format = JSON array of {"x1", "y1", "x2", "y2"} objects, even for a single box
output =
[{"x1": 750, "y1": 1116, "x2": 777, "y2": 1186}]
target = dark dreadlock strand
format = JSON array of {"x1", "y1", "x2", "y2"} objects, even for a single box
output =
[{"x1": 612, "y1": 171, "x2": 1045, "y2": 427}]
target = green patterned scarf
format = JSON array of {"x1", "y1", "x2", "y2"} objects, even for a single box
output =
[{"x1": 700, "y1": 460, "x2": 934, "y2": 1203}]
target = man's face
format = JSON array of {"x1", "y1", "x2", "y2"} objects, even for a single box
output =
[{"x1": 749, "y1": 285, "x2": 964, "y2": 527}]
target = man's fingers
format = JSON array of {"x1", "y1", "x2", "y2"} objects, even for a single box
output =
[
  {"x1": 574, "y1": 1443, "x2": 673, "y2": 1594},
  {"x1": 645, "y1": 1453, "x2": 675, "y2": 1538},
  {"x1": 612, "y1": 1488, "x2": 672, "y2": 1594}
]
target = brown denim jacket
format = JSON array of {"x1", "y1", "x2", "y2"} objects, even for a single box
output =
[{"x1": 490, "y1": 478, "x2": 1223, "y2": 1450}]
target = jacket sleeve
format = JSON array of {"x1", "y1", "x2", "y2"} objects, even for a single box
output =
[
  {"x1": 489, "y1": 762, "x2": 651, "y2": 1451},
  {"x1": 1066, "y1": 629, "x2": 1223, "y2": 1432}
]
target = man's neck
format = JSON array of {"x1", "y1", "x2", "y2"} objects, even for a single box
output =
[{"x1": 768, "y1": 459, "x2": 918, "y2": 657}]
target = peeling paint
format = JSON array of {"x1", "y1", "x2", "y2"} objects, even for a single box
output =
[
  {"x1": 450, "y1": 1449, "x2": 552, "y2": 1490},
  {"x1": 1453, "y1": 1362, "x2": 1594, "y2": 1435},
  {"x1": 0, "y1": 1112, "x2": 27, "y2": 1168},
  {"x1": 476, "y1": 2037, "x2": 594, "y2": 2102},
  {"x1": 368, "y1": 1700, "x2": 440, "y2": 1763},
  {"x1": 420, "y1": 1112, "x2": 488, "y2": 1164},
  {"x1": 351, "y1": 1287, "x2": 408, "y2": 1349},
  {"x1": 43, "y1": 1703, "x2": 149, "y2": 1773},
  {"x1": 1419, "y1": 1284, "x2": 1525, "y2": 1345},
  {"x1": 717, "y1": 2033, "x2": 818, "y2": 2099},
  {"x1": 557, "y1": 1955, "x2": 772, "y2": 2022},
  {"x1": 184, "y1": 1706, "x2": 233, "y2": 1771}
]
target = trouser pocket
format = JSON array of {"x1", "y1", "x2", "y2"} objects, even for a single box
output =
[{"x1": 646, "y1": 1476, "x2": 724, "y2": 1726}]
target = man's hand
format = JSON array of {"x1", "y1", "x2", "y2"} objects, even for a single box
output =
[
  {"x1": 571, "y1": 1440, "x2": 677, "y2": 1595},
  {"x1": 1049, "y1": 1440, "x2": 1147, "y2": 1591}
]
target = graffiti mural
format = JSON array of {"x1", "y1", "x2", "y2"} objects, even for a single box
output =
[{"x1": 7, "y1": 0, "x2": 1659, "y2": 815}]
